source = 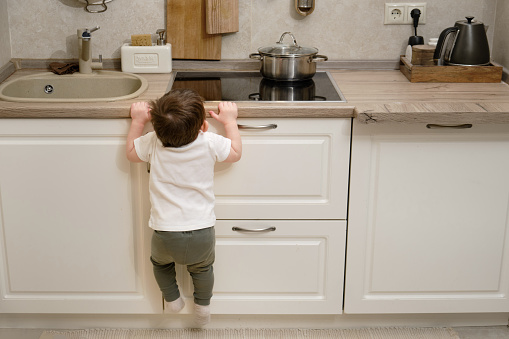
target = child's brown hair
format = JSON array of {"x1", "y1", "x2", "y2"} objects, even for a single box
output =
[{"x1": 149, "y1": 88, "x2": 206, "y2": 148}]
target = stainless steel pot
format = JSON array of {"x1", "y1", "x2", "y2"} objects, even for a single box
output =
[{"x1": 249, "y1": 32, "x2": 328, "y2": 81}]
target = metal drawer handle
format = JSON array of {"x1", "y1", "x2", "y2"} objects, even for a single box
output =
[
  {"x1": 426, "y1": 124, "x2": 473, "y2": 129},
  {"x1": 232, "y1": 226, "x2": 276, "y2": 232},
  {"x1": 237, "y1": 124, "x2": 277, "y2": 130}
]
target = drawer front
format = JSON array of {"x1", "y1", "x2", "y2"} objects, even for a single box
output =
[
  {"x1": 210, "y1": 118, "x2": 351, "y2": 219},
  {"x1": 174, "y1": 220, "x2": 346, "y2": 314}
]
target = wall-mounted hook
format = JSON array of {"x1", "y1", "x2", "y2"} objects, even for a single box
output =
[
  {"x1": 295, "y1": 0, "x2": 315, "y2": 16},
  {"x1": 85, "y1": 0, "x2": 107, "y2": 13},
  {"x1": 78, "y1": 0, "x2": 113, "y2": 13}
]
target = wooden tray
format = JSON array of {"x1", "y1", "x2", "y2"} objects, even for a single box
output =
[{"x1": 400, "y1": 56, "x2": 503, "y2": 83}]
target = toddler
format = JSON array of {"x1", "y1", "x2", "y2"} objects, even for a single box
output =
[{"x1": 126, "y1": 88, "x2": 242, "y2": 326}]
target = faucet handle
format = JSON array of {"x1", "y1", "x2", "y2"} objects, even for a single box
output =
[
  {"x1": 81, "y1": 30, "x2": 91, "y2": 40},
  {"x1": 80, "y1": 26, "x2": 100, "y2": 41},
  {"x1": 82, "y1": 26, "x2": 100, "y2": 35}
]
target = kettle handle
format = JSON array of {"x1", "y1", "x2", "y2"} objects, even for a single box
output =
[{"x1": 433, "y1": 27, "x2": 459, "y2": 65}]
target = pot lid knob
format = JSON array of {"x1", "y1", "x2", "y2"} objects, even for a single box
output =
[{"x1": 466, "y1": 16, "x2": 474, "y2": 24}]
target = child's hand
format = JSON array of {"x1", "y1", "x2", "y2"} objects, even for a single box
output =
[
  {"x1": 209, "y1": 101, "x2": 238, "y2": 126},
  {"x1": 130, "y1": 102, "x2": 151, "y2": 124},
  {"x1": 126, "y1": 102, "x2": 150, "y2": 163},
  {"x1": 210, "y1": 102, "x2": 242, "y2": 163}
]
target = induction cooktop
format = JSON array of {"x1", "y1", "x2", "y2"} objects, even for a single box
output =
[{"x1": 167, "y1": 71, "x2": 346, "y2": 102}]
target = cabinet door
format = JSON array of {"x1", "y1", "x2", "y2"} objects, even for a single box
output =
[
  {"x1": 209, "y1": 118, "x2": 351, "y2": 220},
  {"x1": 345, "y1": 122, "x2": 509, "y2": 313},
  {"x1": 0, "y1": 119, "x2": 160, "y2": 313},
  {"x1": 171, "y1": 220, "x2": 346, "y2": 314}
]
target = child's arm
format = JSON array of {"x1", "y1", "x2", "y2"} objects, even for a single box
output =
[
  {"x1": 126, "y1": 102, "x2": 151, "y2": 163},
  {"x1": 209, "y1": 102, "x2": 242, "y2": 163}
]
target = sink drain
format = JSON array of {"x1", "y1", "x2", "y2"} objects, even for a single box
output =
[{"x1": 44, "y1": 85, "x2": 54, "y2": 94}]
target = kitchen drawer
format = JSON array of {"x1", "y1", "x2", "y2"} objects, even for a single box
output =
[
  {"x1": 173, "y1": 220, "x2": 346, "y2": 314},
  {"x1": 209, "y1": 118, "x2": 351, "y2": 219}
]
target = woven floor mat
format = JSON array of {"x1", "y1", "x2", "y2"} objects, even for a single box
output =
[{"x1": 40, "y1": 327, "x2": 460, "y2": 339}]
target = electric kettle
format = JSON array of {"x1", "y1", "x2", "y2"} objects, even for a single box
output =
[{"x1": 433, "y1": 16, "x2": 490, "y2": 66}]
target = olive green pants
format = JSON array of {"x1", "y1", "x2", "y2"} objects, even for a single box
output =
[{"x1": 150, "y1": 227, "x2": 215, "y2": 306}]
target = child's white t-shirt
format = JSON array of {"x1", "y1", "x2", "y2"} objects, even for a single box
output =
[{"x1": 134, "y1": 131, "x2": 231, "y2": 232}]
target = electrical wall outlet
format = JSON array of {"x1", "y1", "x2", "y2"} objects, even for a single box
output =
[
  {"x1": 385, "y1": 4, "x2": 405, "y2": 24},
  {"x1": 384, "y1": 3, "x2": 426, "y2": 25},
  {"x1": 406, "y1": 3, "x2": 426, "y2": 24}
]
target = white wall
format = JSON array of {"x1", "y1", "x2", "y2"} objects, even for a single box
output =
[
  {"x1": 493, "y1": 1, "x2": 509, "y2": 69},
  {"x1": 1, "y1": 0, "x2": 507, "y2": 68}
]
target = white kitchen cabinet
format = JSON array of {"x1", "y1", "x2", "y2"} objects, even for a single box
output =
[
  {"x1": 209, "y1": 118, "x2": 351, "y2": 220},
  {"x1": 345, "y1": 121, "x2": 509, "y2": 313},
  {"x1": 166, "y1": 118, "x2": 351, "y2": 315},
  {"x1": 0, "y1": 117, "x2": 350, "y2": 316},
  {"x1": 173, "y1": 220, "x2": 346, "y2": 314},
  {"x1": 0, "y1": 119, "x2": 161, "y2": 313}
]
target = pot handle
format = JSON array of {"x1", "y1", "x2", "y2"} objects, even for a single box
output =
[
  {"x1": 278, "y1": 32, "x2": 299, "y2": 47},
  {"x1": 248, "y1": 93, "x2": 261, "y2": 100},
  {"x1": 249, "y1": 53, "x2": 263, "y2": 60},
  {"x1": 311, "y1": 55, "x2": 328, "y2": 63}
]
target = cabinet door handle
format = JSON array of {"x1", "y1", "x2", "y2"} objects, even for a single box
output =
[
  {"x1": 426, "y1": 124, "x2": 473, "y2": 129},
  {"x1": 232, "y1": 226, "x2": 276, "y2": 232},
  {"x1": 237, "y1": 124, "x2": 277, "y2": 130}
]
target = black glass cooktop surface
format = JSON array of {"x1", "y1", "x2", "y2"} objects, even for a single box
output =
[{"x1": 168, "y1": 71, "x2": 346, "y2": 102}]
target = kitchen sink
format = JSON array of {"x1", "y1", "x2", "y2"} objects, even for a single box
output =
[{"x1": 0, "y1": 70, "x2": 148, "y2": 103}]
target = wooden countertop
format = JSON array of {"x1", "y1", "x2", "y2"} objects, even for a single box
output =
[
  {"x1": 333, "y1": 70, "x2": 509, "y2": 124},
  {"x1": 1, "y1": 68, "x2": 509, "y2": 124}
]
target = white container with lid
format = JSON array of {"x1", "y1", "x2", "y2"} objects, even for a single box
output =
[{"x1": 121, "y1": 43, "x2": 172, "y2": 73}]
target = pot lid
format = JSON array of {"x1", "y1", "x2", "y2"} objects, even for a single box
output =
[{"x1": 258, "y1": 32, "x2": 318, "y2": 56}]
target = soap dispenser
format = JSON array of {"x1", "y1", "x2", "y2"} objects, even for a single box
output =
[
  {"x1": 156, "y1": 29, "x2": 166, "y2": 46},
  {"x1": 121, "y1": 28, "x2": 172, "y2": 73}
]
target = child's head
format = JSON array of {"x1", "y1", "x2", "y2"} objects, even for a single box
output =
[{"x1": 150, "y1": 88, "x2": 206, "y2": 147}]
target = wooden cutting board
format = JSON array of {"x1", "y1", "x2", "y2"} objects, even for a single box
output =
[
  {"x1": 206, "y1": 0, "x2": 239, "y2": 34},
  {"x1": 167, "y1": 0, "x2": 222, "y2": 60}
]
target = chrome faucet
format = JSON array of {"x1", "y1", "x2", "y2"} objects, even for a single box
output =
[{"x1": 77, "y1": 26, "x2": 103, "y2": 74}]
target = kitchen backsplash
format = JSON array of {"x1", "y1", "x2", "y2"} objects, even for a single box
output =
[
  {"x1": 0, "y1": 0, "x2": 508, "y2": 70},
  {"x1": 0, "y1": 0, "x2": 10, "y2": 68},
  {"x1": 493, "y1": 1, "x2": 509, "y2": 69}
]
